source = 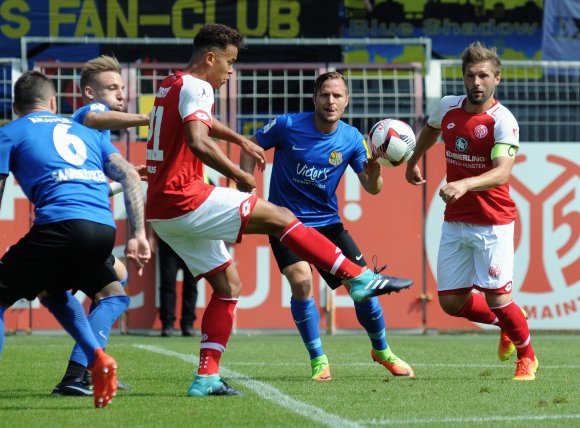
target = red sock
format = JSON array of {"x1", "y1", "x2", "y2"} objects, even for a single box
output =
[
  {"x1": 279, "y1": 220, "x2": 363, "y2": 280},
  {"x1": 490, "y1": 300, "x2": 534, "y2": 359},
  {"x1": 197, "y1": 293, "x2": 238, "y2": 376},
  {"x1": 453, "y1": 292, "x2": 499, "y2": 325}
]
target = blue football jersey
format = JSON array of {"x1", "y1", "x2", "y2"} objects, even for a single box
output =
[
  {"x1": 0, "y1": 111, "x2": 120, "y2": 226},
  {"x1": 255, "y1": 112, "x2": 370, "y2": 227},
  {"x1": 72, "y1": 102, "x2": 111, "y2": 140}
]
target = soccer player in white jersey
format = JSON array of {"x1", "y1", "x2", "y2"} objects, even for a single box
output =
[
  {"x1": 405, "y1": 41, "x2": 538, "y2": 380},
  {"x1": 145, "y1": 23, "x2": 413, "y2": 397}
]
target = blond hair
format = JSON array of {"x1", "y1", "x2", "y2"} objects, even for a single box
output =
[
  {"x1": 461, "y1": 42, "x2": 501, "y2": 76},
  {"x1": 80, "y1": 55, "x2": 121, "y2": 89}
]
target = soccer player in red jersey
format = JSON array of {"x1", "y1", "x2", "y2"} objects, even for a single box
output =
[
  {"x1": 145, "y1": 23, "x2": 413, "y2": 396},
  {"x1": 406, "y1": 41, "x2": 537, "y2": 380}
]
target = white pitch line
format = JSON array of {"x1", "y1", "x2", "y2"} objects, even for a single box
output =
[
  {"x1": 134, "y1": 344, "x2": 362, "y2": 428},
  {"x1": 362, "y1": 413, "x2": 580, "y2": 426},
  {"x1": 222, "y1": 361, "x2": 580, "y2": 369}
]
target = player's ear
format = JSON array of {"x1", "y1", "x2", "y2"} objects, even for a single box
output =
[
  {"x1": 84, "y1": 85, "x2": 94, "y2": 101},
  {"x1": 205, "y1": 51, "x2": 216, "y2": 66},
  {"x1": 49, "y1": 95, "x2": 57, "y2": 113}
]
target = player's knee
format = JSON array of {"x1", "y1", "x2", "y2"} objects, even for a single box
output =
[
  {"x1": 113, "y1": 257, "x2": 128, "y2": 282},
  {"x1": 439, "y1": 296, "x2": 464, "y2": 315},
  {"x1": 94, "y1": 281, "x2": 127, "y2": 301},
  {"x1": 269, "y1": 205, "x2": 296, "y2": 228},
  {"x1": 228, "y1": 279, "x2": 242, "y2": 298},
  {"x1": 278, "y1": 206, "x2": 296, "y2": 222},
  {"x1": 290, "y1": 279, "x2": 313, "y2": 300}
]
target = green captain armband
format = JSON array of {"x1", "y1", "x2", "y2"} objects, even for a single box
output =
[{"x1": 491, "y1": 143, "x2": 518, "y2": 160}]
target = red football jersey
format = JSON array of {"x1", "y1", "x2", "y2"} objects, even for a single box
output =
[
  {"x1": 146, "y1": 71, "x2": 215, "y2": 220},
  {"x1": 427, "y1": 95, "x2": 520, "y2": 225}
]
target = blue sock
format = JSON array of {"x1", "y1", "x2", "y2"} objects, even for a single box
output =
[
  {"x1": 41, "y1": 291, "x2": 100, "y2": 365},
  {"x1": 70, "y1": 295, "x2": 129, "y2": 366},
  {"x1": 354, "y1": 297, "x2": 388, "y2": 351},
  {"x1": 291, "y1": 296, "x2": 324, "y2": 359},
  {"x1": 0, "y1": 305, "x2": 5, "y2": 353},
  {"x1": 119, "y1": 273, "x2": 128, "y2": 288},
  {"x1": 87, "y1": 275, "x2": 127, "y2": 315}
]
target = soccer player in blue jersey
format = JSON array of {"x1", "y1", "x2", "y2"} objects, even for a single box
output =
[
  {"x1": 52, "y1": 55, "x2": 151, "y2": 396},
  {"x1": 240, "y1": 71, "x2": 415, "y2": 381},
  {"x1": 0, "y1": 71, "x2": 150, "y2": 407}
]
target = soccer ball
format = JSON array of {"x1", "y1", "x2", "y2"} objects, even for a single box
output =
[{"x1": 368, "y1": 118, "x2": 416, "y2": 167}]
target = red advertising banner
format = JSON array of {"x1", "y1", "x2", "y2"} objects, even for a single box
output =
[{"x1": 1, "y1": 142, "x2": 578, "y2": 332}]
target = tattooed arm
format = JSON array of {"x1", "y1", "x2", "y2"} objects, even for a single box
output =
[{"x1": 104, "y1": 153, "x2": 151, "y2": 275}]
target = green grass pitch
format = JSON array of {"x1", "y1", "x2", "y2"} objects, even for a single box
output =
[{"x1": 1, "y1": 332, "x2": 579, "y2": 427}]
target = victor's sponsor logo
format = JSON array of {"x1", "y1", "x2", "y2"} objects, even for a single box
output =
[{"x1": 296, "y1": 163, "x2": 329, "y2": 182}]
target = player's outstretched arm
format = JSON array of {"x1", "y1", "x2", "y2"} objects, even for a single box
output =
[
  {"x1": 238, "y1": 136, "x2": 260, "y2": 193},
  {"x1": 405, "y1": 125, "x2": 441, "y2": 185},
  {"x1": 84, "y1": 110, "x2": 150, "y2": 131},
  {"x1": 209, "y1": 117, "x2": 266, "y2": 171},
  {"x1": 104, "y1": 153, "x2": 151, "y2": 275},
  {"x1": 186, "y1": 120, "x2": 257, "y2": 191}
]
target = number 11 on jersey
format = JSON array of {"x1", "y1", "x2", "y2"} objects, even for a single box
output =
[{"x1": 147, "y1": 106, "x2": 164, "y2": 162}]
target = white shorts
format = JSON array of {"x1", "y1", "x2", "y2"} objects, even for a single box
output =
[
  {"x1": 149, "y1": 187, "x2": 256, "y2": 278},
  {"x1": 436, "y1": 221, "x2": 514, "y2": 295}
]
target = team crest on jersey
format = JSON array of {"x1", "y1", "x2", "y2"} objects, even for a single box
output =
[
  {"x1": 328, "y1": 151, "x2": 343, "y2": 166},
  {"x1": 474, "y1": 124, "x2": 488, "y2": 139},
  {"x1": 455, "y1": 137, "x2": 468, "y2": 152}
]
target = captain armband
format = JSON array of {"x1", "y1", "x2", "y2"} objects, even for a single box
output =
[{"x1": 491, "y1": 143, "x2": 518, "y2": 160}]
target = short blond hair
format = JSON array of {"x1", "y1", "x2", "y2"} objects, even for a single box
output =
[
  {"x1": 80, "y1": 55, "x2": 121, "y2": 89},
  {"x1": 461, "y1": 42, "x2": 501, "y2": 76}
]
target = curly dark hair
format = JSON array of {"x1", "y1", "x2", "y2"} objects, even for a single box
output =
[{"x1": 191, "y1": 23, "x2": 245, "y2": 59}]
